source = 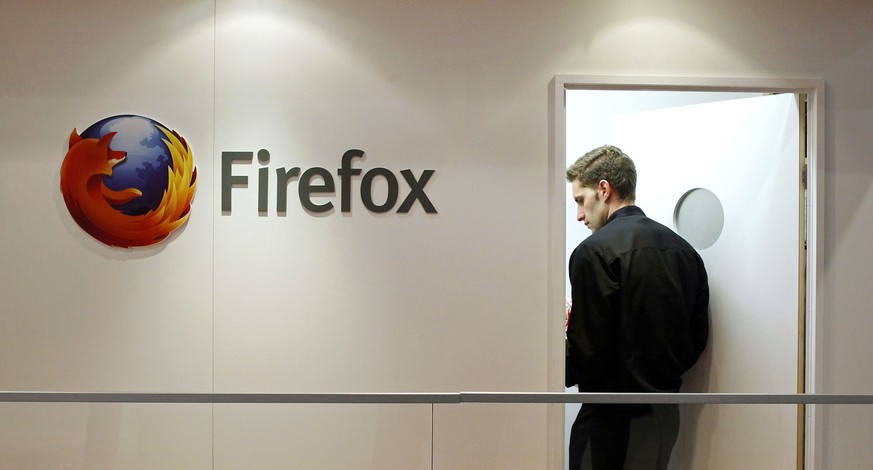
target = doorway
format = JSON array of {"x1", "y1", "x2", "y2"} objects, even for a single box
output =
[{"x1": 549, "y1": 77, "x2": 824, "y2": 470}]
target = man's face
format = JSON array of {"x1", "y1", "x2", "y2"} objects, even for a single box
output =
[{"x1": 572, "y1": 179, "x2": 608, "y2": 233}]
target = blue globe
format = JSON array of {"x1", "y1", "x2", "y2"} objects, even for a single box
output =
[{"x1": 80, "y1": 115, "x2": 174, "y2": 215}]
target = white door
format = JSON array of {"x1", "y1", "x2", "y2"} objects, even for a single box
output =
[{"x1": 565, "y1": 92, "x2": 802, "y2": 469}]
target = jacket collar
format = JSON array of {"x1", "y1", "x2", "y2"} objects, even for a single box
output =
[{"x1": 606, "y1": 205, "x2": 644, "y2": 225}]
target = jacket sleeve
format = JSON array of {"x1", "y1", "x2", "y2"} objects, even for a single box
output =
[
  {"x1": 688, "y1": 255, "x2": 710, "y2": 368},
  {"x1": 565, "y1": 245, "x2": 619, "y2": 389}
]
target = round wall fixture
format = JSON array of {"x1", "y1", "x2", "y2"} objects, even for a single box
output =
[{"x1": 673, "y1": 188, "x2": 724, "y2": 250}]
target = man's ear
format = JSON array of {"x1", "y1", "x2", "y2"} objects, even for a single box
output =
[{"x1": 598, "y1": 179, "x2": 612, "y2": 201}]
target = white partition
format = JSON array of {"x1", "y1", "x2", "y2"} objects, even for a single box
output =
[{"x1": 210, "y1": 0, "x2": 554, "y2": 467}]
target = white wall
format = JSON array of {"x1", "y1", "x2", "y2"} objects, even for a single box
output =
[{"x1": 1, "y1": 0, "x2": 872, "y2": 468}]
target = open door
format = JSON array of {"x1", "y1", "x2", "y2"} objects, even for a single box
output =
[{"x1": 564, "y1": 91, "x2": 803, "y2": 469}]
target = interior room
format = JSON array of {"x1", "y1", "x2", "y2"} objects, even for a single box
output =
[{"x1": 1, "y1": 1, "x2": 872, "y2": 468}]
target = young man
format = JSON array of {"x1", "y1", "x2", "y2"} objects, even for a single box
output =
[{"x1": 565, "y1": 145, "x2": 710, "y2": 470}]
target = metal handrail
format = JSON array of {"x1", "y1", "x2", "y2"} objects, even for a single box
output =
[{"x1": 1, "y1": 391, "x2": 872, "y2": 405}]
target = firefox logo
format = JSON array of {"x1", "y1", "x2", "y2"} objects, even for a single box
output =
[{"x1": 60, "y1": 115, "x2": 197, "y2": 248}]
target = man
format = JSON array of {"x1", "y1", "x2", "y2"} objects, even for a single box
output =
[{"x1": 565, "y1": 145, "x2": 709, "y2": 470}]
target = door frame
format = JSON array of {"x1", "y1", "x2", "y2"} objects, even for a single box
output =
[{"x1": 547, "y1": 75, "x2": 825, "y2": 470}]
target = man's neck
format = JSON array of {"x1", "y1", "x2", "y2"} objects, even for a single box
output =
[{"x1": 605, "y1": 200, "x2": 634, "y2": 221}]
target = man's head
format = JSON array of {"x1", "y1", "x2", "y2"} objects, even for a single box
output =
[{"x1": 566, "y1": 145, "x2": 637, "y2": 232}]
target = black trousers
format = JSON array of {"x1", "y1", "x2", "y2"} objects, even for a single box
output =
[{"x1": 569, "y1": 404, "x2": 679, "y2": 470}]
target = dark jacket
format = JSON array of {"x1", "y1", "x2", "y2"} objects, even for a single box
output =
[{"x1": 566, "y1": 206, "x2": 709, "y2": 393}]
